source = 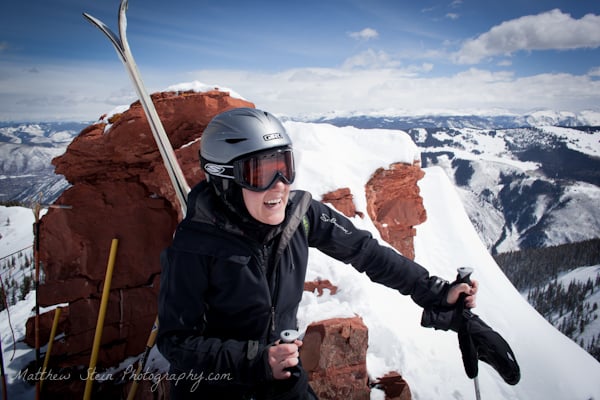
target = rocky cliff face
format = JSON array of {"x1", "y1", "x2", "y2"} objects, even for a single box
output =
[
  {"x1": 29, "y1": 89, "x2": 425, "y2": 398},
  {"x1": 366, "y1": 162, "x2": 426, "y2": 260}
]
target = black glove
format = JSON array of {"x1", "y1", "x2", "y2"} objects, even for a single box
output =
[
  {"x1": 420, "y1": 277, "x2": 465, "y2": 332},
  {"x1": 262, "y1": 364, "x2": 315, "y2": 400},
  {"x1": 421, "y1": 304, "x2": 463, "y2": 331},
  {"x1": 458, "y1": 310, "x2": 521, "y2": 385}
]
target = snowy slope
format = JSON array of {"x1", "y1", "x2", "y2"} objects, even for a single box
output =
[
  {"x1": 286, "y1": 123, "x2": 600, "y2": 400},
  {"x1": 286, "y1": 122, "x2": 600, "y2": 400},
  {"x1": 1, "y1": 122, "x2": 599, "y2": 399},
  {"x1": 414, "y1": 168, "x2": 600, "y2": 399},
  {"x1": 0, "y1": 206, "x2": 35, "y2": 257}
]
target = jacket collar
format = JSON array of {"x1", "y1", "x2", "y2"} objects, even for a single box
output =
[{"x1": 187, "y1": 181, "x2": 312, "y2": 248}]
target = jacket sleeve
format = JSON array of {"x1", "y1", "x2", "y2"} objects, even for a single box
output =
[
  {"x1": 156, "y1": 245, "x2": 271, "y2": 390},
  {"x1": 306, "y1": 199, "x2": 451, "y2": 309}
]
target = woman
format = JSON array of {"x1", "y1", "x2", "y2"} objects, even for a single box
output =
[{"x1": 157, "y1": 108, "x2": 477, "y2": 399}]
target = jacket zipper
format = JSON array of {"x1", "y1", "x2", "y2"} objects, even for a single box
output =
[
  {"x1": 270, "y1": 306, "x2": 276, "y2": 333},
  {"x1": 257, "y1": 243, "x2": 279, "y2": 336},
  {"x1": 268, "y1": 246, "x2": 292, "y2": 335},
  {"x1": 268, "y1": 243, "x2": 281, "y2": 335}
]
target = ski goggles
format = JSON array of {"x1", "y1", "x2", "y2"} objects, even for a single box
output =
[{"x1": 204, "y1": 147, "x2": 296, "y2": 191}]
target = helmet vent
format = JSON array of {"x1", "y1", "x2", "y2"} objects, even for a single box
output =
[{"x1": 225, "y1": 138, "x2": 247, "y2": 144}]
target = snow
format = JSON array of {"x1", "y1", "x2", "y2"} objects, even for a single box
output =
[
  {"x1": 165, "y1": 80, "x2": 247, "y2": 102},
  {"x1": 0, "y1": 206, "x2": 35, "y2": 257},
  {"x1": 1, "y1": 122, "x2": 600, "y2": 399},
  {"x1": 540, "y1": 125, "x2": 600, "y2": 158},
  {"x1": 542, "y1": 182, "x2": 600, "y2": 245},
  {"x1": 429, "y1": 128, "x2": 540, "y2": 172}
]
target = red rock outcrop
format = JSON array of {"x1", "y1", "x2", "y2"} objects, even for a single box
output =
[
  {"x1": 374, "y1": 371, "x2": 412, "y2": 400},
  {"x1": 321, "y1": 188, "x2": 364, "y2": 218},
  {"x1": 365, "y1": 161, "x2": 426, "y2": 260},
  {"x1": 29, "y1": 90, "x2": 253, "y2": 367},
  {"x1": 300, "y1": 317, "x2": 370, "y2": 400},
  {"x1": 304, "y1": 279, "x2": 339, "y2": 296}
]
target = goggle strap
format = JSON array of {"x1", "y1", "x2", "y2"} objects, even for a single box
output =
[{"x1": 203, "y1": 163, "x2": 235, "y2": 179}]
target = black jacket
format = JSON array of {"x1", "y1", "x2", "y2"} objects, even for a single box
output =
[{"x1": 157, "y1": 181, "x2": 450, "y2": 398}]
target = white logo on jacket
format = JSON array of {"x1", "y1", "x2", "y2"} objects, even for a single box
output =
[{"x1": 320, "y1": 213, "x2": 352, "y2": 235}]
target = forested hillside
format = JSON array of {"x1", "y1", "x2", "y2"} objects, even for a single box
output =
[
  {"x1": 495, "y1": 239, "x2": 600, "y2": 361},
  {"x1": 495, "y1": 239, "x2": 600, "y2": 290}
]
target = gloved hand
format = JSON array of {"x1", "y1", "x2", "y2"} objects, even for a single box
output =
[
  {"x1": 420, "y1": 276, "x2": 477, "y2": 332},
  {"x1": 421, "y1": 303, "x2": 463, "y2": 331},
  {"x1": 458, "y1": 310, "x2": 521, "y2": 385},
  {"x1": 262, "y1": 364, "x2": 313, "y2": 400}
]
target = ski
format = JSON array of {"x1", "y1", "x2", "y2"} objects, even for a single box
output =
[
  {"x1": 82, "y1": 2, "x2": 189, "y2": 398},
  {"x1": 83, "y1": 0, "x2": 190, "y2": 214}
]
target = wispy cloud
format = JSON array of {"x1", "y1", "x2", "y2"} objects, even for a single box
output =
[
  {"x1": 0, "y1": 60, "x2": 135, "y2": 121},
  {"x1": 348, "y1": 28, "x2": 379, "y2": 41},
  {"x1": 454, "y1": 9, "x2": 600, "y2": 64},
  {"x1": 342, "y1": 49, "x2": 400, "y2": 69},
  {"x1": 2, "y1": 59, "x2": 600, "y2": 120},
  {"x1": 184, "y1": 66, "x2": 600, "y2": 118},
  {"x1": 589, "y1": 66, "x2": 600, "y2": 77}
]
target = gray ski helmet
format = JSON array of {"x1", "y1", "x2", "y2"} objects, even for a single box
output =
[{"x1": 200, "y1": 107, "x2": 292, "y2": 165}]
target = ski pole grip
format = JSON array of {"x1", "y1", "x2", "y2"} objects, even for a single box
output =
[
  {"x1": 280, "y1": 329, "x2": 300, "y2": 344},
  {"x1": 456, "y1": 267, "x2": 474, "y2": 285},
  {"x1": 455, "y1": 267, "x2": 474, "y2": 313}
]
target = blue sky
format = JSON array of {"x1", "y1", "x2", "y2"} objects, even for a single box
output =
[{"x1": 1, "y1": 0, "x2": 600, "y2": 121}]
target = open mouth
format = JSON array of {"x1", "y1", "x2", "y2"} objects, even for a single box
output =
[{"x1": 264, "y1": 198, "x2": 282, "y2": 207}]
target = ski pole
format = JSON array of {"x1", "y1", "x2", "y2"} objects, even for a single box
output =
[
  {"x1": 40, "y1": 307, "x2": 62, "y2": 391},
  {"x1": 126, "y1": 316, "x2": 159, "y2": 400},
  {"x1": 84, "y1": 238, "x2": 119, "y2": 400},
  {"x1": 31, "y1": 196, "x2": 71, "y2": 400},
  {"x1": 456, "y1": 267, "x2": 481, "y2": 400},
  {"x1": 32, "y1": 194, "x2": 42, "y2": 400},
  {"x1": 280, "y1": 329, "x2": 300, "y2": 344},
  {"x1": 0, "y1": 329, "x2": 8, "y2": 400}
]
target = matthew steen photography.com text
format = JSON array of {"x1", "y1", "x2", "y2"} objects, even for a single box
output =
[{"x1": 17, "y1": 365, "x2": 233, "y2": 392}]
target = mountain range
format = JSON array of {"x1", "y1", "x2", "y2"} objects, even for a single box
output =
[
  {"x1": 2, "y1": 114, "x2": 599, "y2": 254},
  {"x1": 0, "y1": 122, "x2": 90, "y2": 205}
]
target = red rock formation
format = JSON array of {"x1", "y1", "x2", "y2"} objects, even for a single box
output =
[
  {"x1": 300, "y1": 317, "x2": 370, "y2": 400},
  {"x1": 30, "y1": 90, "x2": 253, "y2": 368},
  {"x1": 304, "y1": 279, "x2": 338, "y2": 296},
  {"x1": 365, "y1": 161, "x2": 426, "y2": 260},
  {"x1": 321, "y1": 188, "x2": 364, "y2": 218},
  {"x1": 374, "y1": 371, "x2": 412, "y2": 400}
]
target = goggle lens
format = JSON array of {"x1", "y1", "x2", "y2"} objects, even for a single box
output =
[{"x1": 237, "y1": 149, "x2": 295, "y2": 191}]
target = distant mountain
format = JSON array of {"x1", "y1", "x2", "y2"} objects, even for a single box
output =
[
  {"x1": 312, "y1": 115, "x2": 600, "y2": 254},
  {"x1": 306, "y1": 109, "x2": 600, "y2": 130},
  {"x1": 0, "y1": 122, "x2": 89, "y2": 204},
  {"x1": 2, "y1": 114, "x2": 599, "y2": 253}
]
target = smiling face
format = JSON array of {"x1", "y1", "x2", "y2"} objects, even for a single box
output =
[{"x1": 242, "y1": 180, "x2": 290, "y2": 225}]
